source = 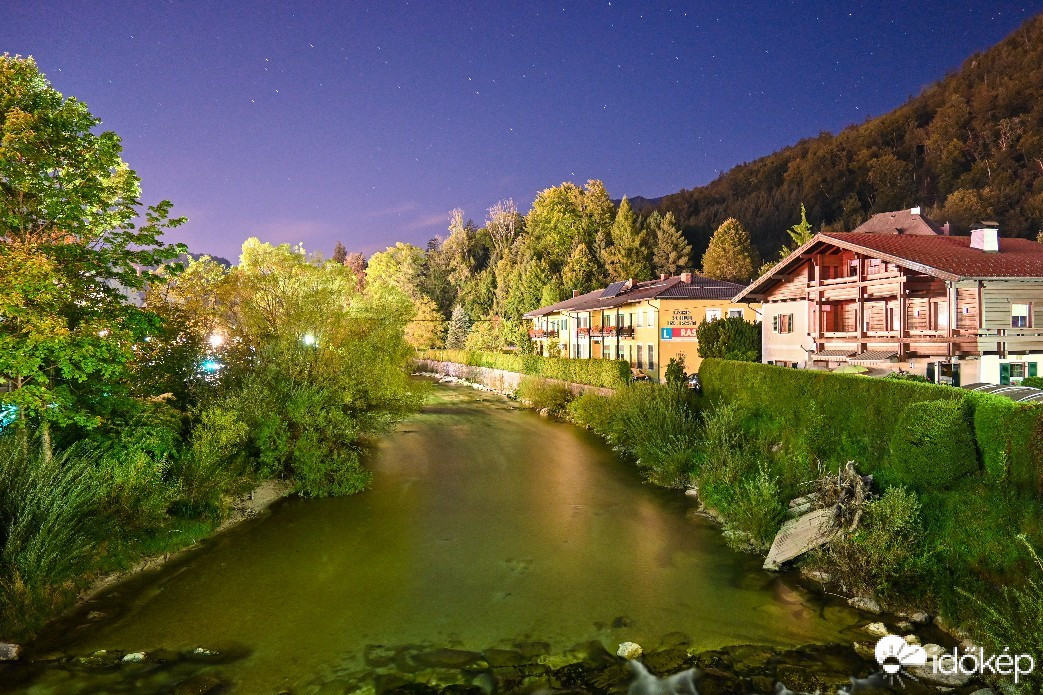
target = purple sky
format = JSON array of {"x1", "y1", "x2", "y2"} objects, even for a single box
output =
[{"x1": 3, "y1": 1, "x2": 1039, "y2": 261}]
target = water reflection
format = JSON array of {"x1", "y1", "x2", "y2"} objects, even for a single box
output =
[{"x1": 2, "y1": 382, "x2": 868, "y2": 693}]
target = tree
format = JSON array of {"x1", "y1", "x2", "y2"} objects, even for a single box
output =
[
  {"x1": 701, "y1": 218, "x2": 759, "y2": 282},
  {"x1": 561, "y1": 243, "x2": 600, "y2": 295},
  {"x1": 485, "y1": 199, "x2": 522, "y2": 259},
  {"x1": 331, "y1": 241, "x2": 348, "y2": 264},
  {"x1": 664, "y1": 355, "x2": 687, "y2": 386},
  {"x1": 445, "y1": 305, "x2": 471, "y2": 349},
  {"x1": 404, "y1": 296, "x2": 445, "y2": 350},
  {"x1": 0, "y1": 55, "x2": 185, "y2": 452},
  {"x1": 344, "y1": 252, "x2": 367, "y2": 290},
  {"x1": 365, "y1": 242, "x2": 426, "y2": 299},
  {"x1": 696, "y1": 317, "x2": 761, "y2": 362},
  {"x1": 603, "y1": 197, "x2": 652, "y2": 280},
  {"x1": 650, "y1": 211, "x2": 691, "y2": 276}
]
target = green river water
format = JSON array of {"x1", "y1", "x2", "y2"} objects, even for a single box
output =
[{"x1": 1, "y1": 381, "x2": 869, "y2": 693}]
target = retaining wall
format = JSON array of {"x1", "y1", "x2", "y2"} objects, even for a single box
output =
[{"x1": 415, "y1": 359, "x2": 616, "y2": 399}]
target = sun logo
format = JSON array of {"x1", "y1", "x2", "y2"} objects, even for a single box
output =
[{"x1": 875, "y1": 634, "x2": 927, "y2": 685}]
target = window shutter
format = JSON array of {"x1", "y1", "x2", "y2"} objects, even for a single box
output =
[
  {"x1": 1029, "y1": 362, "x2": 1038, "y2": 378},
  {"x1": 1000, "y1": 362, "x2": 1011, "y2": 385},
  {"x1": 772, "y1": 315, "x2": 779, "y2": 332}
]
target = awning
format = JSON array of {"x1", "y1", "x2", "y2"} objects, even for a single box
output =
[
  {"x1": 811, "y1": 350, "x2": 854, "y2": 360},
  {"x1": 849, "y1": 350, "x2": 898, "y2": 362}
]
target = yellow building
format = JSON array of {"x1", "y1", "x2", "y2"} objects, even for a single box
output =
[{"x1": 524, "y1": 273, "x2": 761, "y2": 380}]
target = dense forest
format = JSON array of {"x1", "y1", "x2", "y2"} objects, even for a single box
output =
[{"x1": 647, "y1": 12, "x2": 1043, "y2": 257}]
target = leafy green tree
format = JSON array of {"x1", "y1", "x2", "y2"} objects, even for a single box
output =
[
  {"x1": 365, "y1": 242, "x2": 427, "y2": 299},
  {"x1": 562, "y1": 243, "x2": 601, "y2": 295},
  {"x1": 0, "y1": 55, "x2": 185, "y2": 452},
  {"x1": 701, "y1": 218, "x2": 759, "y2": 282},
  {"x1": 405, "y1": 296, "x2": 446, "y2": 350},
  {"x1": 604, "y1": 197, "x2": 652, "y2": 280},
  {"x1": 650, "y1": 211, "x2": 691, "y2": 276},
  {"x1": 446, "y1": 305, "x2": 471, "y2": 349},
  {"x1": 696, "y1": 317, "x2": 761, "y2": 362}
]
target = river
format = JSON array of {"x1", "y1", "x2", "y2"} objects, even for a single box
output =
[{"x1": 1, "y1": 381, "x2": 867, "y2": 693}]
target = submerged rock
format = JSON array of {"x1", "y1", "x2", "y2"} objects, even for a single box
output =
[
  {"x1": 862, "y1": 622, "x2": 889, "y2": 638},
  {"x1": 617, "y1": 642, "x2": 643, "y2": 660},
  {"x1": 121, "y1": 651, "x2": 146, "y2": 663},
  {"x1": 171, "y1": 673, "x2": 224, "y2": 695},
  {"x1": 0, "y1": 642, "x2": 21, "y2": 661},
  {"x1": 482, "y1": 648, "x2": 530, "y2": 667},
  {"x1": 513, "y1": 641, "x2": 550, "y2": 659},
  {"x1": 412, "y1": 648, "x2": 485, "y2": 669}
]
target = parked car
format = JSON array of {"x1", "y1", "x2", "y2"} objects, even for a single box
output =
[{"x1": 686, "y1": 373, "x2": 702, "y2": 394}]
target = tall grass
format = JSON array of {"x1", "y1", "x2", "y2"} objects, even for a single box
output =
[{"x1": 0, "y1": 436, "x2": 112, "y2": 637}]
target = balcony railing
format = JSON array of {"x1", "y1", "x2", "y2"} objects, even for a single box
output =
[
  {"x1": 528, "y1": 329, "x2": 559, "y2": 339},
  {"x1": 588, "y1": 326, "x2": 635, "y2": 338}
]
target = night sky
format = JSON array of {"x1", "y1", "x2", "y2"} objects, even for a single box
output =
[{"x1": 3, "y1": 1, "x2": 1040, "y2": 261}]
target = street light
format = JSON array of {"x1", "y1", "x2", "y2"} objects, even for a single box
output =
[
  {"x1": 209, "y1": 332, "x2": 225, "y2": 349},
  {"x1": 302, "y1": 333, "x2": 317, "y2": 347}
]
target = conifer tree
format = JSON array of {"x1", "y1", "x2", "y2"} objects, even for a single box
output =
[
  {"x1": 562, "y1": 243, "x2": 600, "y2": 295},
  {"x1": 701, "y1": 218, "x2": 759, "y2": 282},
  {"x1": 650, "y1": 211, "x2": 691, "y2": 277},
  {"x1": 445, "y1": 305, "x2": 471, "y2": 349},
  {"x1": 604, "y1": 197, "x2": 652, "y2": 280}
]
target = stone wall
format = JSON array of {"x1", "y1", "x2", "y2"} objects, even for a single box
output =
[{"x1": 414, "y1": 359, "x2": 616, "y2": 399}]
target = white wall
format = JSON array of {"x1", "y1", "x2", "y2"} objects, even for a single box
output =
[{"x1": 762, "y1": 300, "x2": 811, "y2": 367}]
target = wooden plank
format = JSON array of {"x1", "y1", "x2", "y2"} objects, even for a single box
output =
[{"x1": 763, "y1": 508, "x2": 838, "y2": 571}]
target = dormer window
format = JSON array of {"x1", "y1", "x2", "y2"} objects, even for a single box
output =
[{"x1": 1012, "y1": 303, "x2": 1031, "y2": 328}]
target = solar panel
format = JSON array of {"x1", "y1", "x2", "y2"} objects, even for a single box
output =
[{"x1": 601, "y1": 281, "x2": 626, "y2": 298}]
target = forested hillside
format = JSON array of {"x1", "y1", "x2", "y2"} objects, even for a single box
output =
[{"x1": 651, "y1": 12, "x2": 1043, "y2": 257}]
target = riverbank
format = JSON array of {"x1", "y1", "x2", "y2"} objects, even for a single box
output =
[{"x1": 1, "y1": 381, "x2": 891, "y2": 693}]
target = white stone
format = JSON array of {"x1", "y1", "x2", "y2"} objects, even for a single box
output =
[
  {"x1": 903, "y1": 634, "x2": 921, "y2": 645},
  {"x1": 863, "y1": 622, "x2": 889, "y2": 638},
  {"x1": 617, "y1": 642, "x2": 643, "y2": 660},
  {"x1": 907, "y1": 664, "x2": 972, "y2": 687},
  {"x1": 0, "y1": 643, "x2": 21, "y2": 661},
  {"x1": 122, "y1": 652, "x2": 146, "y2": 663}
]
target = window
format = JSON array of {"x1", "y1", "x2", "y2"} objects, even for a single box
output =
[
  {"x1": 647, "y1": 344, "x2": 655, "y2": 370},
  {"x1": 848, "y1": 259, "x2": 858, "y2": 277},
  {"x1": 868, "y1": 259, "x2": 882, "y2": 274},
  {"x1": 728, "y1": 308, "x2": 743, "y2": 319},
  {"x1": 772, "y1": 313, "x2": 794, "y2": 334},
  {"x1": 647, "y1": 310, "x2": 654, "y2": 326},
  {"x1": 628, "y1": 313, "x2": 634, "y2": 327},
  {"x1": 605, "y1": 314, "x2": 613, "y2": 327},
  {"x1": 1012, "y1": 303, "x2": 1031, "y2": 328},
  {"x1": 706, "y1": 308, "x2": 722, "y2": 322},
  {"x1": 636, "y1": 345, "x2": 643, "y2": 369},
  {"x1": 628, "y1": 345, "x2": 633, "y2": 364},
  {"x1": 933, "y1": 302, "x2": 948, "y2": 329},
  {"x1": 636, "y1": 311, "x2": 643, "y2": 327},
  {"x1": 1000, "y1": 361, "x2": 1038, "y2": 385}
]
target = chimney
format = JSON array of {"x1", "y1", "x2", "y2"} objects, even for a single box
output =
[
  {"x1": 572, "y1": 289, "x2": 579, "y2": 298},
  {"x1": 660, "y1": 273, "x2": 668, "y2": 281},
  {"x1": 970, "y1": 224, "x2": 1000, "y2": 253},
  {"x1": 909, "y1": 206, "x2": 921, "y2": 215},
  {"x1": 942, "y1": 222, "x2": 951, "y2": 236},
  {"x1": 680, "y1": 271, "x2": 693, "y2": 283}
]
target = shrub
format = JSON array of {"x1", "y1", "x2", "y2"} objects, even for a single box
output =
[
  {"x1": 664, "y1": 355, "x2": 687, "y2": 386},
  {"x1": 959, "y1": 536, "x2": 1043, "y2": 695},
  {"x1": 173, "y1": 405, "x2": 249, "y2": 517},
  {"x1": 696, "y1": 317, "x2": 761, "y2": 362},
  {"x1": 814, "y1": 486, "x2": 924, "y2": 599},
  {"x1": 884, "y1": 371, "x2": 930, "y2": 383},
  {"x1": 566, "y1": 391, "x2": 616, "y2": 430},
  {"x1": 604, "y1": 384, "x2": 701, "y2": 487},
  {"x1": 1022, "y1": 376, "x2": 1043, "y2": 389},
  {"x1": 516, "y1": 376, "x2": 573, "y2": 415},
  {"x1": 883, "y1": 399, "x2": 978, "y2": 491},
  {"x1": 718, "y1": 464, "x2": 785, "y2": 552},
  {"x1": 0, "y1": 437, "x2": 111, "y2": 637},
  {"x1": 91, "y1": 401, "x2": 184, "y2": 530}
]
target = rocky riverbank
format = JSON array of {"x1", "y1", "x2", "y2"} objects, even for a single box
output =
[{"x1": 0, "y1": 632, "x2": 993, "y2": 694}]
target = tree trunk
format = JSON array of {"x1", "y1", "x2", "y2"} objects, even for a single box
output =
[{"x1": 40, "y1": 420, "x2": 52, "y2": 463}]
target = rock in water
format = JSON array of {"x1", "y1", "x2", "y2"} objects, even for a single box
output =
[
  {"x1": 122, "y1": 652, "x2": 146, "y2": 663},
  {"x1": 861, "y1": 622, "x2": 889, "y2": 637},
  {"x1": 847, "y1": 596, "x2": 882, "y2": 614},
  {"x1": 617, "y1": 642, "x2": 644, "y2": 660},
  {"x1": 0, "y1": 643, "x2": 21, "y2": 661}
]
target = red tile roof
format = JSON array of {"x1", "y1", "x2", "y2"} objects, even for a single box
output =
[
  {"x1": 824, "y1": 232, "x2": 1043, "y2": 279},
  {"x1": 523, "y1": 275, "x2": 746, "y2": 317}
]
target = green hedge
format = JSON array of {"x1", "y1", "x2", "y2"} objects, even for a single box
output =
[
  {"x1": 883, "y1": 400, "x2": 978, "y2": 492},
  {"x1": 698, "y1": 359, "x2": 1043, "y2": 496},
  {"x1": 420, "y1": 349, "x2": 631, "y2": 389}
]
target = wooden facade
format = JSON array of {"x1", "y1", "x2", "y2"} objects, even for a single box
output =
[{"x1": 737, "y1": 230, "x2": 1043, "y2": 386}]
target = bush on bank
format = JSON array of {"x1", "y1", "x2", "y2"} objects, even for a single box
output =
[{"x1": 421, "y1": 349, "x2": 631, "y2": 389}]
